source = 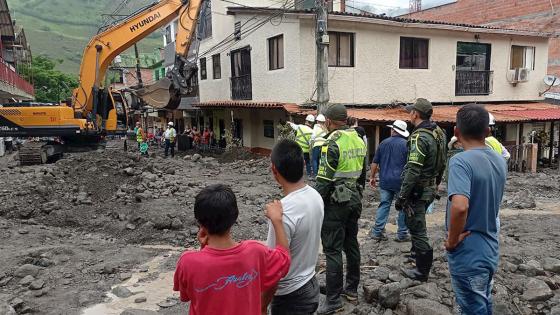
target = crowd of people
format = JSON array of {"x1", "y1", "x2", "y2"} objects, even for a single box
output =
[{"x1": 173, "y1": 100, "x2": 508, "y2": 315}]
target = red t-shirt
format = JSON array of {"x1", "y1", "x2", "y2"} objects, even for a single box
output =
[{"x1": 173, "y1": 241, "x2": 291, "y2": 315}]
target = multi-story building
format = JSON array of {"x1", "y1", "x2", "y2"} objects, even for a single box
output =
[
  {"x1": 0, "y1": 0, "x2": 34, "y2": 102},
  {"x1": 190, "y1": 1, "x2": 558, "y2": 160}
]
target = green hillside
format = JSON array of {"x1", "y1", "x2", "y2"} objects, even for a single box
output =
[{"x1": 8, "y1": 0, "x2": 164, "y2": 75}]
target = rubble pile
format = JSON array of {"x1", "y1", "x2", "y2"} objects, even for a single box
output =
[{"x1": 0, "y1": 147, "x2": 559, "y2": 314}]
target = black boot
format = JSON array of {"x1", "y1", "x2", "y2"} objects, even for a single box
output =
[
  {"x1": 401, "y1": 249, "x2": 433, "y2": 282},
  {"x1": 317, "y1": 271, "x2": 344, "y2": 315},
  {"x1": 342, "y1": 263, "x2": 360, "y2": 302},
  {"x1": 404, "y1": 245, "x2": 416, "y2": 262}
]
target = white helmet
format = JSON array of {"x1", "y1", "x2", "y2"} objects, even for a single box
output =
[
  {"x1": 168, "y1": 121, "x2": 174, "y2": 126},
  {"x1": 305, "y1": 114, "x2": 315, "y2": 123},
  {"x1": 488, "y1": 113, "x2": 496, "y2": 126},
  {"x1": 316, "y1": 114, "x2": 326, "y2": 122}
]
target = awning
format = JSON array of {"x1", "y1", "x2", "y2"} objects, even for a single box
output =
[{"x1": 497, "y1": 109, "x2": 560, "y2": 121}]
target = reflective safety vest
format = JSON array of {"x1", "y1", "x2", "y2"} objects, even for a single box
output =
[
  {"x1": 328, "y1": 129, "x2": 367, "y2": 179},
  {"x1": 485, "y1": 136, "x2": 502, "y2": 155},
  {"x1": 295, "y1": 125, "x2": 313, "y2": 153},
  {"x1": 136, "y1": 128, "x2": 144, "y2": 143},
  {"x1": 312, "y1": 125, "x2": 328, "y2": 148},
  {"x1": 313, "y1": 136, "x2": 327, "y2": 148}
]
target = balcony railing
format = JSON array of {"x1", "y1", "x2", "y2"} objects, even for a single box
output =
[
  {"x1": 455, "y1": 70, "x2": 493, "y2": 96},
  {"x1": 231, "y1": 74, "x2": 252, "y2": 100},
  {"x1": 0, "y1": 60, "x2": 34, "y2": 96}
]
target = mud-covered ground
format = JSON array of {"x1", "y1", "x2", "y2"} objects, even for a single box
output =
[{"x1": 0, "y1": 141, "x2": 559, "y2": 315}]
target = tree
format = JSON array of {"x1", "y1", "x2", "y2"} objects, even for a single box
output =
[{"x1": 18, "y1": 55, "x2": 78, "y2": 103}]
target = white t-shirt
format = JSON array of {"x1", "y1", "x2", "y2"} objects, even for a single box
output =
[
  {"x1": 164, "y1": 127, "x2": 176, "y2": 139},
  {"x1": 266, "y1": 185, "x2": 324, "y2": 296}
]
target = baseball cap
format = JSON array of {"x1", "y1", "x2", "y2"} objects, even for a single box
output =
[
  {"x1": 324, "y1": 104, "x2": 348, "y2": 121},
  {"x1": 405, "y1": 98, "x2": 433, "y2": 115}
]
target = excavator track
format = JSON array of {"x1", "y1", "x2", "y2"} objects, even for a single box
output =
[
  {"x1": 18, "y1": 141, "x2": 64, "y2": 166},
  {"x1": 18, "y1": 142, "x2": 48, "y2": 166}
]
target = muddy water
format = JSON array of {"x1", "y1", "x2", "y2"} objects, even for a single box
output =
[{"x1": 82, "y1": 245, "x2": 188, "y2": 315}]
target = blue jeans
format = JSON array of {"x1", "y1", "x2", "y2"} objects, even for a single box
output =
[
  {"x1": 311, "y1": 146, "x2": 321, "y2": 177},
  {"x1": 372, "y1": 188, "x2": 408, "y2": 239},
  {"x1": 303, "y1": 152, "x2": 312, "y2": 177},
  {"x1": 451, "y1": 270, "x2": 494, "y2": 315}
]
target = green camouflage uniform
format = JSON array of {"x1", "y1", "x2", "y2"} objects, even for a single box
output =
[
  {"x1": 397, "y1": 120, "x2": 447, "y2": 252},
  {"x1": 315, "y1": 126, "x2": 367, "y2": 303}
]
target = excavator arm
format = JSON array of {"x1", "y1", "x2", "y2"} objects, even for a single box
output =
[{"x1": 73, "y1": 0, "x2": 204, "y2": 118}]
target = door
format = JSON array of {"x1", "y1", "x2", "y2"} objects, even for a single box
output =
[
  {"x1": 233, "y1": 118, "x2": 243, "y2": 146},
  {"x1": 456, "y1": 42, "x2": 492, "y2": 95},
  {"x1": 230, "y1": 46, "x2": 252, "y2": 100}
]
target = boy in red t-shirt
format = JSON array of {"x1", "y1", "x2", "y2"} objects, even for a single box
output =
[{"x1": 174, "y1": 184, "x2": 291, "y2": 315}]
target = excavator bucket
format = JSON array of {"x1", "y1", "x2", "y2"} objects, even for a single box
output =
[{"x1": 134, "y1": 78, "x2": 181, "y2": 110}]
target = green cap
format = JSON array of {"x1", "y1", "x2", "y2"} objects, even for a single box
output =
[
  {"x1": 405, "y1": 98, "x2": 433, "y2": 115},
  {"x1": 324, "y1": 104, "x2": 348, "y2": 121}
]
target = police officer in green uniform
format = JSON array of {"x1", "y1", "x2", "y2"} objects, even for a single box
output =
[
  {"x1": 315, "y1": 104, "x2": 367, "y2": 315},
  {"x1": 396, "y1": 98, "x2": 446, "y2": 282}
]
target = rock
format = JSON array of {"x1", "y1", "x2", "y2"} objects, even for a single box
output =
[
  {"x1": 124, "y1": 167, "x2": 135, "y2": 176},
  {"x1": 504, "y1": 190, "x2": 535, "y2": 209},
  {"x1": 165, "y1": 168, "x2": 176, "y2": 175},
  {"x1": 14, "y1": 264, "x2": 40, "y2": 278},
  {"x1": 388, "y1": 272, "x2": 403, "y2": 282},
  {"x1": 32, "y1": 289, "x2": 47, "y2": 297},
  {"x1": 493, "y1": 302, "x2": 513, "y2": 315},
  {"x1": 372, "y1": 267, "x2": 391, "y2": 282},
  {"x1": 522, "y1": 278, "x2": 553, "y2": 302},
  {"x1": 550, "y1": 305, "x2": 560, "y2": 315},
  {"x1": 170, "y1": 218, "x2": 183, "y2": 230},
  {"x1": 502, "y1": 261, "x2": 518, "y2": 273},
  {"x1": 0, "y1": 303, "x2": 16, "y2": 315},
  {"x1": 383, "y1": 309, "x2": 392, "y2": 315},
  {"x1": 119, "y1": 273, "x2": 132, "y2": 281},
  {"x1": 378, "y1": 282, "x2": 401, "y2": 309},
  {"x1": 112, "y1": 286, "x2": 133, "y2": 298},
  {"x1": 157, "y1": 299, "x2": 178, "y2": 308},
  {"x1": 183, "y1": 155, "x2": 192, "y2": 160},
  {"x1": 102, "y1": 265, "x2": 117, "y2": 274},
  {"x1": 120, "y1": 310, "x2": 158, "y2": 315},
  {"x1": 192, "y1": 154, "x2": 202, "y2": 162},
  {"x1": 37, "y1": 258, "x2": 54, "y2": 267},
  {"x1": 153, "y1": 217, "x2": 171, "y2": 230},
  {"x1": 406, "y1": 299, "x2": 451, "y2": 315},
  {"x1": 406, "y1": 282, "x2": 442, "y2": 302},
  {"x1": 126, "y1": 223, "x2": 136, "y2": 230},
  {"x1": 519, "y1": 260, "x2": 545, "y2": 276},
  {"x1": 189, "y1": 227, "x2": 198, "y2": 236},
  {"x1": 399, "y1": 278, "x2": 416, "y2": 290},
  {"x1": 18, "y1": 229, "x2": 29, "y2": 235},
  {"x1": 9, "y1": 298, "x2": 24, "y2": 309},
  {"x1": 134, "y1": 194, "x2": 143, "y2": 203},
  {"x1": 542, "y1": 257, "x2": 560, "y2": 273},
  {"x1": 0, "y1": 276, "x2": 12, "y2": 286},
  {"x1": 19, "y1": 275, "x2": 35, "y2": 286},
  {"x1": 363, "y1": 279, "x2": 384, "y2": 303},
  {"x1": 134, "y1": 297, "x2": 147, "y2": 303},
  {"x1": 29, "y1": 279, "x2": 45, "y2": 290}
]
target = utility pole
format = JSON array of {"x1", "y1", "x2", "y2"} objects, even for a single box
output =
[
  {"x1": 133, "y1": 44, "x2": 144, "y2": 88},
  {"x1": 316, "y1": 0, "x2": 329, "y2": 114}
]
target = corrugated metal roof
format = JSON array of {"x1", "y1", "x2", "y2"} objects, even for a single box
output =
[
  {"x1": 285, "y1": 102, "x2": 560, "y2": 124},
  {"x1": 197, "y1": 101, "x2": 297, "y2": 109},
  {"x1": 0, "y1": 0, "x2": 14, "y2": 38},
  {"x1": 227, "y1": 7, "x2": 552, "y2": 38}
]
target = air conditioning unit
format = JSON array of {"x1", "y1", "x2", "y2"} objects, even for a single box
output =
[{"x1": 509, "y1": 68, "x2": 530, "y2": 84}]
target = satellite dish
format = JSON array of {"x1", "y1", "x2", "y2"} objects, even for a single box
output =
[{"x1": 544, "y1": 75, "x2": 560, "y2": 86}]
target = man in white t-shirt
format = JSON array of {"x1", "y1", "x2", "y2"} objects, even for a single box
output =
[{"x1": 262, "y1": 139, "x2": 325, "y2": 315}]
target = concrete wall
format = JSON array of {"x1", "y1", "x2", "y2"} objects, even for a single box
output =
[{"x1": 298, "y1": 19, "x2": 549, "y2": 104}]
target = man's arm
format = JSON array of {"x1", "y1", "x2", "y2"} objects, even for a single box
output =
[
  {"x1": 314, "y1": 141, "x2": 339, "y2": 200},
  {"x1": 369, "y1": 163, "x2": 379, "y2": 187},
  {"x1": 445, "y1": 194, "x2": 470, "y2": 250}
]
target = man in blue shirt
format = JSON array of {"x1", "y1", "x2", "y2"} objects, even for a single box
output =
[
  {"x1": 445, "y1": 104, "x2": 507, "y2": 315},
  {"x1": 369, "y1": 120, "x2": 410, "y2": 241}
]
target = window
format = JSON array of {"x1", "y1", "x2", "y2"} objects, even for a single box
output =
[
  {"x1": 198, "y1": 1, "x2": 212, "y2": 39},
  {"x1": 511, "y1": 45, "x2": 535, "y2": 70},
  {"x1": 234, "y1": 22, "x2": 242, "y2": 40},
  {"x1": 200, "y1": 57, "x2": 207, "y2": 80},
  {"x1": 263, "y1": 120, "x2": 274, "y2": 138},
  {"x1": 155, "y1": 68, "x2": 160, "y2": 81},
  {"x1": 268, "y1": 35, "x2": 284, "y2": 70},
  {"x1": 212, "y1": 54, "x2": 221, "y2": 79},
  {"x1": 164, "y1": 25, "x2": 172, "y2": 46},
  {"x1": 328, "y1": 32, "x2": 354, "y2": 67},
  {"x1": 399, "y1": 37, "x2": 429, "y2": 69}
]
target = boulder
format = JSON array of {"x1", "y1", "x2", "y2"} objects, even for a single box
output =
[
  {"x1": 406, "y1": 299, "x2": 451, "y2": 315},
  {"x1": 372, "y1": 267, "x2": 391, "y2": 282},
  {"x1": 112, "y1": 286, "x2": 133, "y2": 298},
  {"x1": 19, "y1": 275, "x2": 34, "y2": 286},
  {"x1": 29, "y1": 279, "x2": 45, "y2": 290},
  {"x1": 14, "y1": 264, "x2": 40, "y2": 278},
  {"x1": 0, "y1": 303, "x2": 16, "y2": 315},
  {"x1": 522, "y1": 278, "x2": 553, "y2": 302},
  {"x1": 378, "y1": 282, "x2": 401, "y2": 309},
  {"x1": 542, "y1": 257, "x2": 560, "y2": 273},
  {"x1": 405, "y1": 282, "x2": 442, "y2": 302},
  {"x1": 363, "y1": 279, "x2": 384, "y2": 303},
  {"x1": 192, "y1": 154, "x2": 202, "y2": 162}
]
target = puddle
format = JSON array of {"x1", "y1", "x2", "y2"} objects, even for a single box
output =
[{"x1": 82, "y1": 245, "x2": 189, "y2": 315}]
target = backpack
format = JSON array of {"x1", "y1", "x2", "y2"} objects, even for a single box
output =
[{"x1": 416, "y1": 126, "x2": 447, "y2": 184}]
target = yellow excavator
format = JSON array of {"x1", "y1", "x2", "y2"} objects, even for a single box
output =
[{"x1": 0, "y1": 0, "x2": 203, "y2": 164}]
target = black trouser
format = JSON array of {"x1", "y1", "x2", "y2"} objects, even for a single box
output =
[
  {"x1": 322, "y1": 193, "x2": 362, "y2": 303},
  {"x1": 271, "y1": 277, "x2": 319, "y2": 315},
  {"x1": 165, "y1": 139, "x2": 175, "y2": 157}
]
